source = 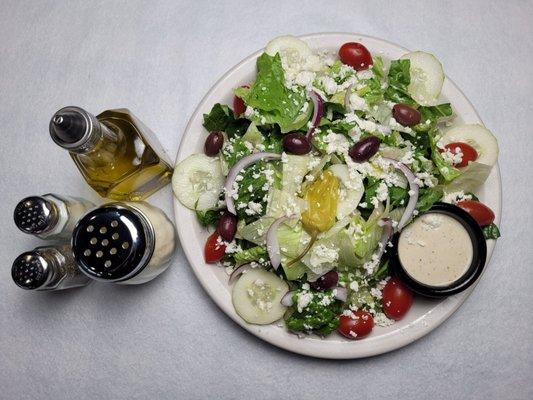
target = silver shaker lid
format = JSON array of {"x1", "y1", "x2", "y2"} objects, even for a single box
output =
[
  {"x1": 12, "y1": 251, "x2": 54, "y2": 290},
  {"x1": 14, "y1": 196, "x2": 59, "y2": 235},
  {"x1": 72, "y1": 203, "x2": 155, "y2": 282}
]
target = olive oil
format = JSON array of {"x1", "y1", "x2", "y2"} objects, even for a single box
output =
[{"x1": 50, "y1": 107, "x2": 172, "y2": 201}]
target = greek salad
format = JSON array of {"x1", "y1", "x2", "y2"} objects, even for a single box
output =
[{"x1": 173, "y1": 36, "x2": 500, "y2": 340}]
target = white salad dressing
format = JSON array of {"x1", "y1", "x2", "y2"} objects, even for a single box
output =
[{"x1": 398, "y1": 213, "x2": 473, "y2": 287}]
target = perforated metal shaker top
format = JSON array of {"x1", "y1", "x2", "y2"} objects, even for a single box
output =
[
  {"x1": 14, "y1": 196, "x2": 58, "y2": 234},
  {"x1": 72, "y1": 204, "x2": 154, "y2": 281},
  {"x1": 12, "y1": 252, "x2": 51, "y2": 289}
]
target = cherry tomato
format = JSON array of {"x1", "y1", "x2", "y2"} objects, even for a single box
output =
[
  {"x1": 204, "y1": 232, "x2": 226, "y2": 263},
  {"x1": 381, "y1": 278, "x2": 413, "y2": 320},
  {"x1": 441, "y1": 142, "x2": 478, "y2": 168},
  {"x1": 233, "y1": 85, "x2": 249, "y2": 117},
  {"x1": 338, "y1": 310, "x2": 374, "y2": 340},
  {"x1": 456, "y1": 200, "x2": 495, "y2": 226},
  {"x1": 338, "y1": 42, "x2": 373, "y2": 71}
]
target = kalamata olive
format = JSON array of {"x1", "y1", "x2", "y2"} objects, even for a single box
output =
[
  {"x1": 310, "y1": 270, "x2": 338, "y2": 291},
  {"x1": 392, "y1": 104, "x2": 421, "y2": 127},
  {"x1": 348, "y1": 135, "x2": 380, "y2": 162},
  {"x1": 282, "y1": 132, "x2": 311, "y2": 155},
  {"x1": 204, "y1": 131, "x2": 224, "y2": 156},
  {"x1": 216, "y1": 211, "x2": 238, "y2": 241}
]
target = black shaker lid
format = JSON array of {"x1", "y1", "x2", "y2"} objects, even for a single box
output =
[
  {"x1": 14, "y1": 196, "x2": 59, "y2": 234},
  {"x1": 72, "y1": 204, "x2": 153, "y2": 282},
  {"x1": 12, "y1": 251, "x2": 51, "y2": 290}
]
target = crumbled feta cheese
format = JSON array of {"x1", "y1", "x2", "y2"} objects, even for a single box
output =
[
  {"x1": 244, "y1": 201, "x2": 263, "y2": 216},
  {"x1": 442, "y1": 190, "x2": 472, "y2": 204},
  {"x1": 296, "y1": 292, "x2": 313, "y2": 312}
]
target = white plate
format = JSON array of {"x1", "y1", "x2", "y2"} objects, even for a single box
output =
[{"x1": 173, "y1": 33, "x2": 502, "y2": 359}]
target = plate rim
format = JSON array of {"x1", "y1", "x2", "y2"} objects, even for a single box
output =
[{"x1": 173, "y1": 32, "x2": 502, "y2": 359}]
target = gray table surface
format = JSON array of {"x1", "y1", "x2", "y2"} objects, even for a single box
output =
[{"x1": 1, "y1": 1, "x2": 532, "y2": 399}]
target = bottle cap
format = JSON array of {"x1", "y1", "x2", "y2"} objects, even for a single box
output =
[
  {"x1": 12, "y1": 251, "x2": 54, "y2": 290},
  {"x1": 72, "y1": 203, "x2": 154, "y2": 282},
  {"x1": 14, "y1": 196, "x2": 59, "y2": 235},
  {"x1": 49, "y1": 106, "x2": 100, "y2": 152}
]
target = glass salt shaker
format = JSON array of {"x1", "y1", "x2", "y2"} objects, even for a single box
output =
[
  {"x1": 14, "y1": 194, "x2": 95, "y2": 240},
  {"x1": 12, "y1": 244, "x2": 92, "y2": 291},
  {"x1": 72, "y1": 201, "x2": 176, "y2": 285}
]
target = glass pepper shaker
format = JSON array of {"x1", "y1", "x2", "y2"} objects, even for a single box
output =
[
  {"x1": 11, "y1": 244, "x2": 92, "y2": 291},
  {"x1": 14, "y1": 194, "x2": 94, "y2": 240},
  {"x1": 72, "y1": 201, "x2": 176, "y2": 285}
]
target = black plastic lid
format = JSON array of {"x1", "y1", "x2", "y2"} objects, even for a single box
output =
[
  {"x1": 12, "y1": 251, "x2": 51, "y2": 290},
  {"x1": 72, "y1": 204, "x2": 151, "y2": 281},
  {"x1": 388, "y1": 203, "x2": 487, "y2": 298}
]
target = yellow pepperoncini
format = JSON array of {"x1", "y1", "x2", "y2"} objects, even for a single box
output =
[
  {"x1": 288, "y1": 171, "x2": 339, "y2": 267},
  {"x1": 302, "y1": 170, "x2": 339, "y2": 233}
]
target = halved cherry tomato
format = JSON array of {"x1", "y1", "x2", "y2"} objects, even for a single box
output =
[
  {"x1": 204, "y1": 232, "x2": 226, "y2": 263},
  {"x1": 381, "y1": 278, "x2": 413, "y2": 320},
  {"x1": 338, "y1": 310, "x2": 374, "y2": 340},
  {"x1": 441, "y1": 142, "x2": 478, "y2": 168},
  {"x1": 456, "y1": 200, "x2": 495, "y2": 226},
  {"x1": 233, "y1": 85, "x2": 249, "y2": 117},
  {"x1": 338, "y1": 42, "x2": 373, "y2": 71}
]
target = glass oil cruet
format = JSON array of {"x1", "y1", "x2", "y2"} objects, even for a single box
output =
[{"x1": 49, "y1": 106, "x2": 173, "y2": 201}]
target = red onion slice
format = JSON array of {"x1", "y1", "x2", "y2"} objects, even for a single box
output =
[
  {"x1": 224, "y1": 152, "x2": 281, "y2": 215},
  {"x1": 228, "y1": 263, "x2": 253, "y2": 285},
  {"x1": 281, "y1": 290, "x2": 294, "y2": 307},
  {"x1": 381, "y1": 157, "x2": 419, "y2": 230},
  {"x1": 306, "y1": 91, "x2": 324, "y2": 141},
  {"x1": 266, "y1": 215, "x2": 295, "y2": 270},
  {"x1": 333, "y1": 287, "x2": 348, "y2": 302}
]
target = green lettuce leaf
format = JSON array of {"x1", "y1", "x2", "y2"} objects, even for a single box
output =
[
  {"x1": 416, "y1": 187, "x2": 443, "y2": 212},
  {"x1": 413, "y1": 103, "x2": 453, "y2": 133},
  {"x1": 285, "y1": 289, "x2": 342, "y2": 335},
  {"x1": 429, "y1": 129, "x2": 462, "y2": 182},
  {"x1": 195, "y1": 209, "x2": 222, "y2": 227},
  {"x1": 384, "y1": 59, "x2": 417, "y2": 107},
  {"x1": 234, "y1": 53, "x2": 310, "y2": 132},
  {"x1": 278, "y1": 222, "x2": 310, "y2": 281},
  {"x1": 234, "y1": 246, "x2": 268, "y2": 266},
  {"x1": 202, "y1": 103, "x2": 251, "y2": 137},
  {"x1": 371, "y1": 56, "x2": 385, "y2": 79},
  {"x1": 203, "y1": 103, "x2": 233, "y2": 132},
  {"x1": 482, "y1": 223, "x2": 501, "y2": 240},
  {"x1": 442, "y1": 161, "x2": 492, "y2": 192}
]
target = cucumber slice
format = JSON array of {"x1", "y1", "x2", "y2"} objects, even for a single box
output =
[
  {"x1": 401, "y1": 51, "x2": 444, "y2": 106},
  {"x1": 328, "y1": 164, "x2": 364, "y2": 220},
  {"x1": 232, "y1": 269, "x2": 288, "y2": 325},
  {"x1": 172, "y1": 154, "x2": 224, "y2": 211},
  {"x1": 265, "y1": 35, "x2": 312, "y2": 58},
  {"x1": 441, "y1": 124, "x2": 499, "y2": 166}
]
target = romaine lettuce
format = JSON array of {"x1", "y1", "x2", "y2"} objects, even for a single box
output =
[{"x1": 234, "y1": 53, "x2": 311, "y2": 132}]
